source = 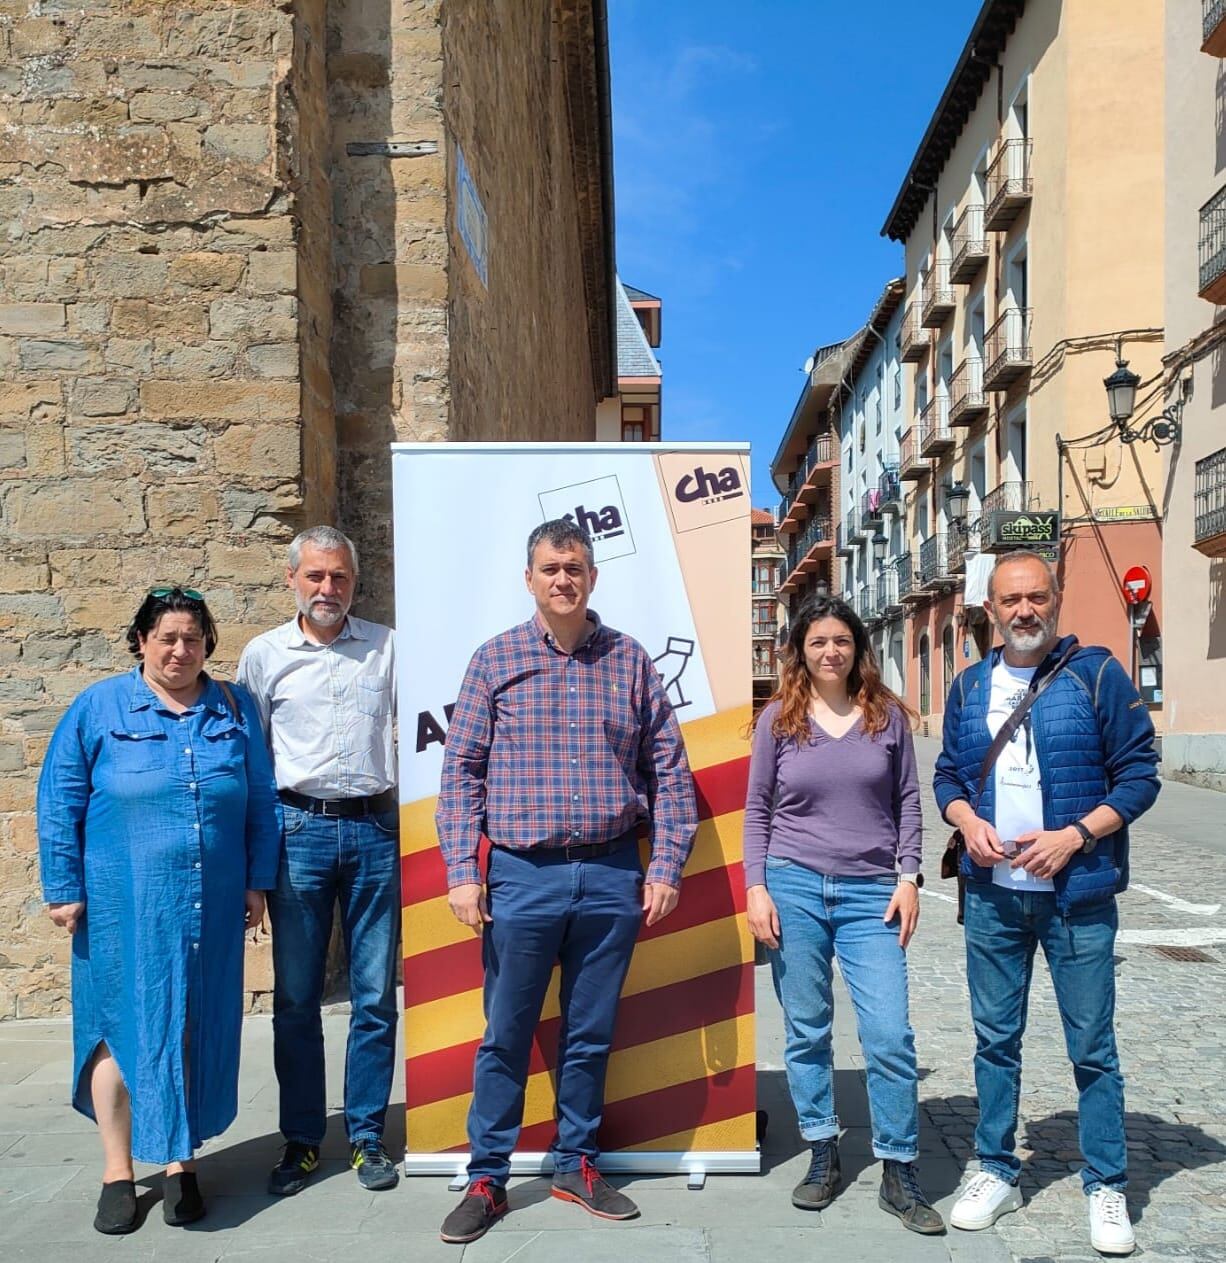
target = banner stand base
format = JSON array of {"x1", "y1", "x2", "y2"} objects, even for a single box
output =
[{"x1": 405, "y1": 1150, "x2": 761, "y2": 1182}]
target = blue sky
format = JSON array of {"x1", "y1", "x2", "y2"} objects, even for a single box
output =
[{"x1": 609, "y1": 0, "x2": 984, "y2": 509}]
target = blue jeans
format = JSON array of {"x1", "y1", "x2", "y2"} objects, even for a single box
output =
[
  {"x1": 765, "y1": 859, "x2": 919, "y2": 1161},
  {"x1": 963, "y1": 882, "x2": 1125, "y2": 1193},
  {"x1": 267, "y1": 804, "x2": 401, "y2": 1146},
  {"x1": 467, "y1": 843, "x2": 643, "y2": 1185}
]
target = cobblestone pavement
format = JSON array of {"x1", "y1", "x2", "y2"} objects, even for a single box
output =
[{"x1": 0, "y1": 737, "x2": 1223, "y2": 1260}]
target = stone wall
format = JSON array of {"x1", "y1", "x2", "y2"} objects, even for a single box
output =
[{"x1": 0, "y1": 1, "x2": 320, "y2": 1017}]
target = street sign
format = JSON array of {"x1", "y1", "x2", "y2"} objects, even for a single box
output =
[{"x1": 1121, "y1": 564, "x2": 1152, "y2": 606}]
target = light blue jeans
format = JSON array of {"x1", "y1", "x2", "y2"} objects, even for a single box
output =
[
  {"x1": 765, "y1": 858, "x2": 919, "y2": 1160},
  {"x1": 963, "y1": 882, "x2": 1125, "y2": 1193}
]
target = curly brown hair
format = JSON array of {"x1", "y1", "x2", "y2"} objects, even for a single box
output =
[{"x1": 759, "y1": 595, "x2": 917, "y2": 741}]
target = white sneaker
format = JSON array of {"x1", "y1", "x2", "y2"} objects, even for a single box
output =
[
  {"x1": 949, "y1": 1170, "x2": 1023, "y2": 1230},
  {"x1": 1088, "y1": 1188, "x2": 1135, "y2": 1255}
]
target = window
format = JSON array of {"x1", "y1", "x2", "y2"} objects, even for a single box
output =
[
  {"x1": 942, "y1": 623, "x2": 956, "y2": 701},
  {"x1": 893, "y1": 368, "x2": 901, "y2": 410},
  {"x1": 752, "y1": 562, "x2": 777, "y2": 594},
  {"x1": 919, "y1": 633, "x2": 931, "y2": 715},
  {"x1": 621, "y1": 402, "x2": 651, "y2": 443},
  {"x1": 753, "y1": 601, "x2": 776, "y2": 637},
  {"x1": 622, "y1": 421, "x2": 645, "y2": 442}
]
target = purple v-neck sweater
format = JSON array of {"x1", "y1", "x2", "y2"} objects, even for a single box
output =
[{"x1": 743, "y1": 700, "x2": 923, "y2": 888}]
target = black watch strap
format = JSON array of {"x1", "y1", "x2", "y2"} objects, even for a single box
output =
[{"x1": 1072, "y1": 820, "x2": 1096, "y2": 853}]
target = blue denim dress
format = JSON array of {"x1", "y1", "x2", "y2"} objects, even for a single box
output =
[{"x1": 37, "y1": 668, "x2": 282, "y2": 1164}]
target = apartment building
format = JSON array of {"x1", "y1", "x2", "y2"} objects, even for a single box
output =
[
  {"x1": 881, "y1": 0, "x2": 1165, "y2": 726},
  {"x1": 596, "y1": 280, "x2": 663, "y2": 441},
  {"x1": 751, "y1": 509, "x2": 787, "y2": 710},
  {"x1": 1161, "y1": 2, "x2": 1226, "y2": 790}
]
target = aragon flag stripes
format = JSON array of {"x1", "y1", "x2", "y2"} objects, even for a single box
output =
[{"x1": 399, "y1": 706, "x2": 757, "y2": 1163}]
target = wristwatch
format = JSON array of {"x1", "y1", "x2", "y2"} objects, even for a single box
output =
[
  {"x1": 899, "y1": 872, "x2": 923, "y2": 888},
  {"x1": 1070, "y1": 820, "x2": 1097, "y2": 854}
]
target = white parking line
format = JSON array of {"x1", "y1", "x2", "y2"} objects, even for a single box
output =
[
  {"x1": 1129, "y1": 883, "x2": 1221, "y2": 917},
  {"x1": 1118, "y1": 928, "x2": 1226, "y2": 947},
  {"x1": 920, "y1": 888, "x2": 958, "y2": 904}
]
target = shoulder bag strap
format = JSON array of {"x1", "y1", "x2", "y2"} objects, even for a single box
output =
[
  {"x1": 970, "y1": 641, "x2": 1078, "y2": 811},
  {"x1": 216, "y1": 678, "x2": 239, "y2": 722}
]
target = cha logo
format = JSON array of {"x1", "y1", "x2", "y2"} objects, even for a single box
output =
[
  {"x1": 674, "y1": 464, "x2": 745, "y2": 506},
  {"x1": 538, "y1": 474, "x2": 635, "y2": 562}
]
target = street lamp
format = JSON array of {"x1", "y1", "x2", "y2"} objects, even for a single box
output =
[
  {"x1": 945, "y1": 481, "x2": 970, "y2": 526},
  {"x1": 871, "y1": 533, "x2": 888, "y2": 563},
  {"x1": 1103, "y1": 344, "x2": 1181, "y2": 447}
]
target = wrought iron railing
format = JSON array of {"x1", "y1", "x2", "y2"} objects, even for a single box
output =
[
  {"x1": 861, "y1": 487, "x2": 884, "y2": 529},
  {"x1": 982, "y1": 480, "x2": 1034, "y2": 516},
  {"x1": 1199, "y1": 184, "x2": 1226, "y2": 298},
  {"x1": 921, "y1": 261, "x2": 955, "y2": 326},
  {"x1": 950, "y1": 203, "x2": 988, "y2": 280},
  {"x1": 950, "y1": 355, "x2": 986, "y2": 422},
  {"x1": 985, "y1": 307, "x2": 1033, "y2": 383},
  {"x1": 899, "y1": 302, "x2": 927, "y2": 360},
  {"x1": 918, "y1": 395, "x2": 952, "y2": 451},
  {"x1": 1195, "y1": 446, "x2": 1226, "y2": 544},
  {"x1": 985, "y1": 138, "x2": 1032, "y2": 227},
  {"x1": 1205, "y1": 0, "x2": 1226, "y2": 48},
  {"x1": 878, "y1": 461, "x2": 902, "y2": 508},
  {"x1": 918, "y1": 533, "x2": 950, "y2": 585},
  {"x1": 894, "y1": 552, "x2": 916, "y2": 600},
  {"x1": 786, "y1": 513, "x2": 832, "y2": 576}
]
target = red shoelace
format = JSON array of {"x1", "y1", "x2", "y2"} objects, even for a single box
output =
[
  {"x1": 579, "y1": 1156, "x2": 600, "y2": 1195},
  {"x1": 469, "y1": 1176, "x2": 499, "y2": 1208}
]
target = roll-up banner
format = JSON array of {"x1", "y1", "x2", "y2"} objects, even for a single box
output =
[{"x1": 392, "y1": 442, "x2": 757, "y2": 1178}]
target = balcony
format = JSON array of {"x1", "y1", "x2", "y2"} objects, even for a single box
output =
[
  {"x1": 918, "y1": 533, "x2": 956, "y2": 589},
  {"x1": 982, "y1": 480, "x2": 1034, "y2": 516},
  {"x1": 1199, "y1": 185, "x2": 1226, "y2": 304},
  {"x1": 836, "y1": 520, "x2": 856, "y2": 557},
  {"x1": 861, "y1": 487, "x2": 884, "y2": 533},
  {"x1": 848, "y1": 506, "x2": 869, "y2": 540},
  {"x1": 899, "y1": 426, "x2": 927, "y2": 481},
  {"x1": 857, "y1": 588, "x2": 877, "y2": 626},
  {"x1": 878, "y1": 461, "x2": 902, "y2": 512},
  {"x1": 985, "y1": 139, "x2": 1032, "y2": 230},
  {"x1": 784, "y1": 514, "x2": 833, "y2": 580},
  {"x1": 1205, "y1": 0, "x2": 1226, "y2": 56},
  {"x1": 950, "y1": 204, "x2": 989, "y2": 282},
  {"x1": 776, "y1": 430, "x2": 837, "y2": 527},
  {"x1": 984, "y1": 307, "x2": 1033, "y2": 391},
  {"x1": 1194, "y1": 446, "x2": 1226, "y2": 556},
  {"x1": 947, "y1": 526, "x2": 967, "y2": 575},
  {"x1": 876, "y1": 566, "x2": 903, "y2": 620},
  {"x1": 921, "y1": 262, "x2": 955, "y2": 328},
  {"x1": 950, "y1": 355, "x2": 988, "y2": 426},
  {"x1": 899, "y1": 302, "x2": 928, "y2": 362},
  {"x1": 896, "y1": 552, "x2": 924, "y2": 605},
  {"x1": 918, "y1": 395, "x2": 954, "y2": 458}
]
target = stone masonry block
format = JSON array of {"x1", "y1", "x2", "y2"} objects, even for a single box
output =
[
  {"x1": 2, "y1": 479, "x2": 146, "y2": 540},
  {"x1": 246, "y1": 250, "x2": 297, "y2": 294},
  {"x1": 0, "y1": 430, "x2": 25, "y2": 469},
  {"x1": 113, "y1": 299, "x2": 209, "y2": 340},
  {"x1": 69, "y1": 378, "x2": 136, "y2": 418},
  {"x1": 128, "y1": 92, "x2": 207, "y2": 123},
  {"x1": 18, "y1": 341, "x2": 96, "y2": 373},
  {"x1": 49, "y1": 548, "x2": 120, "y2": 588},
  {"x1": 90, "y1": 254, "x2": 168, "y2": 298},
  {"x1": 0, "y1": 304, "x2": 66, "y2": 335},
  {"x1": 0, "y1": 593, "x2": 63, "y2": 632},
  {"x1": 209, "y1": 296, "x2": 297, "y2": 340},
  {"x1": 69, "y1": 424, "x2": 209, "y2": 475},
  {"x1": 0, "y1": 552, "x2": 51, "y2": 593},
  {"x1": 0, "y1": 381, "x2": 61, "y2": 419},
  {"x1": 204, "y1": 124, "x2": 270, "y2": 164},
  {"x1": 245, "y1": 343, "x2": 298, "y2": 378},
  {"x1": 61, "y1": 590, "x2": 133, "y2": 632},
  {"x1": 206, "y1": 540, "x2": 284, "y2": 584},
  {"x1": 141, "y1": 379, "x2": 300, "y2": 421},
  {"x1": 168, "y1": 252, "x2": 247, "y2": 290},
  {"x1": 360, "y1": 262, "x2": 447, "y2": 301},
  {"x1": 152, "y1": 343, "x2": 238, "y2": 378},
  {"x1": 214, "y1": 423, "x2": 301, "y2": 478},
  {"x1": 144, "y1": 484, "x2": 221, "y2": 537}
]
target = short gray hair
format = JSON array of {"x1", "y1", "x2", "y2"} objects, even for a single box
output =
[
  {"x1": 987, "y1": 548, "x2": 1060, "y2": 601},
  {"x1": 526, "y1": 519, "x2": 595, "y2": 568},
  {"x1": 288, "y1": 525, "x2": 360, "y2": 575}
]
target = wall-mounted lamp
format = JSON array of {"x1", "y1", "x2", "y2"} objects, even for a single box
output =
[
  {"x1": 1103, "y1": 344, "x2": 1181, "y2": 447},
  {"x1": 871, "y1": 533, "x2": 889, "y2": 563},
  {"x1": 945, "y1": 480, "x2": 970, "y2": 526}
]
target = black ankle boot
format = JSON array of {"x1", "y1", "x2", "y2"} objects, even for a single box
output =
[
  {"x1": 792, "y1": 1138, "x2": 841, "y2": 1209},
  {"x1": 879, "y1": 1159, "x2": 945, "y2": 1234}
]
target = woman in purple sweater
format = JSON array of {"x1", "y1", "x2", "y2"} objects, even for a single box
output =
[{"x1": 744, "y1": 595, "x2": 942, "y2": 1235}]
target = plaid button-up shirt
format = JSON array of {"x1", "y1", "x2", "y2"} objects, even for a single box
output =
[{"x1": 436, "y1": 612, "x2": 698, "y2": 889}]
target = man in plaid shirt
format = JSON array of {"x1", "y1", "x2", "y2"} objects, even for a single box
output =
[{"x1": 436, "y1": 519, "x2": 698, "y2": 1243}]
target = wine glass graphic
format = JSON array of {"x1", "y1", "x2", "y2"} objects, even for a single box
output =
[{"x1": 653, "y1": 636, "x2": 695, "y2": 709}]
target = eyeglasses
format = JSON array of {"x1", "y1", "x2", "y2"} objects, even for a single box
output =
[{"x1": 148, "y1": 586, "x2": 205, "y2": 602}]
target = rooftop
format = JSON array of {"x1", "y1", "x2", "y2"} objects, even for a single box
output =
[{"x1": 615, "y1": 277, "x2": 660, "y2": 379}]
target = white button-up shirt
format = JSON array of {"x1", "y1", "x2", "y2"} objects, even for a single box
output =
[{"x1": 237, "y1": 614, "x2": 397, "y2": 797}]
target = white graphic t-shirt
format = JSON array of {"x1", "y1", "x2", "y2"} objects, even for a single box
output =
[{"x1": 987, "y1": 659, "x2": 1054, "y2": 892}]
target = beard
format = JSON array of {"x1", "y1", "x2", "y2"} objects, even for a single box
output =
[
  {"x1": 298, "y1": 594, "x2": 348, "y2": 627},
  {"x1": 999, "y1": 610, "x2": 1057, "y2": 654}
]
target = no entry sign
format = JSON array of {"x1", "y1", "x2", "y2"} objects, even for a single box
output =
[{"x1": 1121, "y1": 564, "x2": 1152, "y2": 606}]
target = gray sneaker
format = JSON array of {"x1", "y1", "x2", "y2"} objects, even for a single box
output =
[
  {"x1": 878, "y1": 1159, "x2": 945, "y2": 1234},
  {"x1": 551, "y1": 1158, "x2": 639, "y2": 1220},
  {"x1": 792, "y1": 1139, "x2": 841, "y2": 1210}
]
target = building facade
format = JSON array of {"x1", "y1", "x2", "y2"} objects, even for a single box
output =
[
  {"x1": 751, "y1": 507, "x2": 785, "y2": 710},
  {"x1": 1161, "y1": 2, "x2": 1226, "y2": 790},
  {"x1": 596, "y1": 280, "x2": 662, "y2": 442},
  {"x1": 0, "y1": 0, "x2": 618, "y2": 1017},
  {"x1": 881, "y1": 0, "x2": 1165, "y2": 731}
]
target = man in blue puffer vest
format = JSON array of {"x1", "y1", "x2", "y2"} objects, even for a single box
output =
[{"x1": 934, "y1": 549, "x2": 1159, "y2": 1257}]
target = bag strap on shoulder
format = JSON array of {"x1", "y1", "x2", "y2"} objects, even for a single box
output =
[
  {"x1": 971, "y1": 641, "x2": 1078, "y2": 809},
  {"x1": 216, "y1": 678, "x2": 239, "y2": 721}
]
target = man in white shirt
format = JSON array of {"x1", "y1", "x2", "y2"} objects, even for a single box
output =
[{"x1": 237, "y1": 526, "x2": 400, "y2": 1196}]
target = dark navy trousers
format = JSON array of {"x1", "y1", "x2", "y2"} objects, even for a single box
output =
[{"x1": 466, "y1": 842, "x2": 644, "y2": 1183}]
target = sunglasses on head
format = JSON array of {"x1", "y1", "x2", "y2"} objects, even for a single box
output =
[{"x1": 148, "y1": 586, "x2": 205, "y2": 602}]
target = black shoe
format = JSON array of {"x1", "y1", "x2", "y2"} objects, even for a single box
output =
[
  {"x1": 879, "y1": 1159, "x2": 946, "y2": 1235},
  {"x1": 792, "y1": 1139, "x2": 841, "y2": 1210},
  {"x1": 350, "y1": 1139, "x2": 399, "y2": 1191},
  {"x1": 267, "y1": 1142, "x2": 319, "y2": 1197},
  {"x1": 94, "y1": 1179, "x2": 138, "y2": 1235},
  {"x1": 440, "y1": 1177, "x2": 508, "y2": 1243},
  {"x1": 551, "y1": 1158, "x2": 639, "y2": 1220},
  {"x1": 163, "y1": 1171, "x2": 205, "y2": 1225}
]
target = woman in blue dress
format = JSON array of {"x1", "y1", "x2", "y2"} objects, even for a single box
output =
[{"x1": 38, "y1": 587, "x2": 282, "y2": 1234}]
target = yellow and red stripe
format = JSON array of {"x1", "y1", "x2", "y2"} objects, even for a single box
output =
[{"x1": 400, "y1": 706, "x2": 755, "y2": 1157}]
